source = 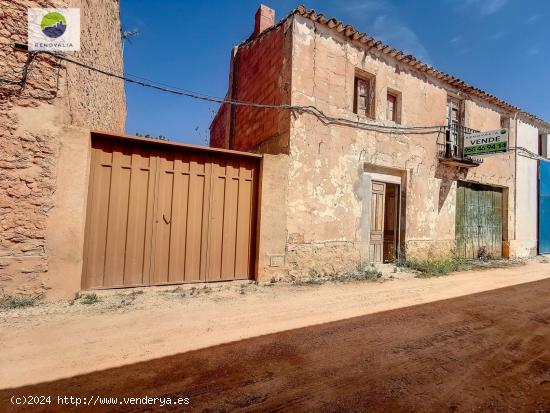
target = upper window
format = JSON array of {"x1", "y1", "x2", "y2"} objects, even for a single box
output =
[
  {"x1": 386, "y1": 90, "x2": 401, "y2": 123},
  {"x1": 354, "y1": 74, "x2": 375, "y2": 119},
  {"x1": 387, "y1": 93, "x2": 396, "y2": 121},
  {"x1": 446, "y1": 97, "x2": 463, "y2": 127},
  {"x1": 500, "y1": 116, "x2": 510, "y2": 130},
  {"x1": 540, "y1": 133, "x2": 548, "y2": 158}
]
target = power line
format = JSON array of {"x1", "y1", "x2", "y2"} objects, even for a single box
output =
[
  {"x1": 9, "y1": 45, "x2": 444, "y2": 135},
  {"x1": 511, "y1": 146, "x2": 550, "y2": 162},
  {"x1": 7, "y1": 45, "x2": 549, "y2": 160}
]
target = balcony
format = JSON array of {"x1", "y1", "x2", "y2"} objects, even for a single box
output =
[{"x1": 437, "y1": 124, "x2": 483, "y2": 168}]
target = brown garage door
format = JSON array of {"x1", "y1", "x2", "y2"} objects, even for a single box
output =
[{"x1": 83, "y1": 134, "x2": 260, "y2": 289}]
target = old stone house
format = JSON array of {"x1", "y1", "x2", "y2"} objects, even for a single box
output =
[
  {"x1": 211, "y1": 5, "x2": 550, "y2": 279},
  {"x1": 0, "y1": 0, "x2": 125, "y2": 297}
]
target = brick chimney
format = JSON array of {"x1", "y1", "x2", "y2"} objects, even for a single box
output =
[{"x1": 254, "y1": 4, "x2": 275, "y2": 37}]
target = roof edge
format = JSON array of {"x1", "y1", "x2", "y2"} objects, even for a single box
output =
[{"x1": 234, "y1": 5, "x2": 549, "y2": 132}]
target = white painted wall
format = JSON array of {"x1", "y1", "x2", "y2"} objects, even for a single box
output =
[{"x1": 515, "y1": 120, "x2": 539, "y2": 256}]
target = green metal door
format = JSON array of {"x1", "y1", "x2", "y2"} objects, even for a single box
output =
[{"x1": 456, "y1": 183, "x2": 502, "y2": 259}]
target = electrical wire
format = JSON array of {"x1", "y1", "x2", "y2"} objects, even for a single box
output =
[
  {"x1": 40, "y1": 49, "x2": 445, "y2": 135},
  {"x1": 510, "y1": 146, "x2": 550, "y2": 162},
  {"x1": 7, "y1": 45, "x2": 549, "y2": 144}
]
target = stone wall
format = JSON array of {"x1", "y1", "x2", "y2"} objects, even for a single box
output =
[{"x1": 0, "y1": 0, "x2": 125, "y2": 296}]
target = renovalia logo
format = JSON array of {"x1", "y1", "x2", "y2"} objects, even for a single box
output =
[{"x1": 28, "y1": 8, "x2": 80, "y2": 51}]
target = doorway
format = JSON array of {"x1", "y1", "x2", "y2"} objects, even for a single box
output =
[
  {"x1": 369, "y1": 181, "x2": 400, "y2": 263},
  {"x1": 455, "y1": 182, "x2": 503, "y2": 259}
]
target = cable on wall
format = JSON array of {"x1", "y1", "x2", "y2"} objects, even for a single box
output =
[{"x1": 9, "y1": 43, "x2": 445, "y2": 135}]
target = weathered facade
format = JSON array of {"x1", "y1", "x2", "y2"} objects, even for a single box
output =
[
  {"x1": 0, "y1": 0, "x2": 125, "y2": 296},
  {"x1": 211, "y1": 5, "x2": 550, "y2": 279}
]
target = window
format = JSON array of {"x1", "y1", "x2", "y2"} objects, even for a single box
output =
[
  {"x1": 387, "y1": 93, "x2": 396, "y2": 121},
  {"x1": 446, "y1": 97, "x2": 463, "y2": 128},
  {"x1": 354, "y1": 74, "x2": 375, "y2": 118},
  {"x1": 446, "y1": 96, "x2": 464, "y2": 157},
  {"x1": 540, "y1": 133, "x2": 548, "y2": 158},
  {"x1": 500, "y1": 116, "x2": 510, "y2": 130},
  {"x1": 386, "y1": 90, "x2": 401, "y2": 123}
]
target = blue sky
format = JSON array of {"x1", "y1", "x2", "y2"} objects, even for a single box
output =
[{"x1": 121, "y1": 0, "x2": 549, "y2": 145}]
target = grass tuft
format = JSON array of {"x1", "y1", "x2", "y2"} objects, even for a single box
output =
[
  {"x1": 334, "y1": 265, "x2": 383, "y2": 282},
  {"x1": 0, "y1": 294, "x2": 40, "y2": 310},
  {"x1": 80, "y1": 292, "x2": 100, "y2": 305},
  {"x1": 400, "y1": 256, "x2": 468, "y2": 278},
  {"x1": 292, "y1": 264, "x2": 383, "y2": 285}
]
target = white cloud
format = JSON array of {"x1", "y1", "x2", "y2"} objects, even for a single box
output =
[
  {"x1": 526, "y1": 14, "x2": 541, "y2": 24},
  {"x1": 338, "y1": 0, "x2": 432, "y2": 65},
  {"x1": 454, "y1": 0, "x2": 508, "y2": 16},
  {"x1": 487, "y1": 31, "x2": 504, "y2": 42},
  {"x1": 341, "y1": 0, "x2": 389, "y2": 14},
  {"x1": 450, "y1": 35, "x2": 462, "y2": 44},
  {"x1": 527, "y1": 46, "x2": 540, "y2": 56}
]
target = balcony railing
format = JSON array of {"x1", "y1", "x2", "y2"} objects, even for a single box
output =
[{"x1": 437, "y1": 123, "x2": 483, "y2": 167}]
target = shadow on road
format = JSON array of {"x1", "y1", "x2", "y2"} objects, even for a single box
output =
[{"x1": 2, "y1": 279, "x2": 550, "y2": 412}]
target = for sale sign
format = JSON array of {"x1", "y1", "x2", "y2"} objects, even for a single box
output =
[{"x1": 463, "y1": 128, "x2": 509, "y2": 156}]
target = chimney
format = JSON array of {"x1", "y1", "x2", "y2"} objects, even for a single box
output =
[{"x1": 254, "y1": 4, "x2": 275, "y2": 37}]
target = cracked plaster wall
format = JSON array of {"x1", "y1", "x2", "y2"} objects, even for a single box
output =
[{"x1": 285, "y1": 16, "x2": 517, "y2": 276}]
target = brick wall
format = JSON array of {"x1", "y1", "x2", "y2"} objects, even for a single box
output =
[
  {"x1": 0, "y1": 0, "x2": 125, "y2": 296},
  {"x1": 210, "y1": 21, "x2": 291, "y2": 154},
  {"x1": 210, "y1": 99, "x2": 230, "y2": 148}
]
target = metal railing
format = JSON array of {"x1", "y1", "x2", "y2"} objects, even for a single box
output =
[{"x1": 437, "y1": 123, "x2": 482, "y2": 164}]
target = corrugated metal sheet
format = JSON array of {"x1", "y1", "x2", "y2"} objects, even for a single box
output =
[{"x1": 539, "y1": 160, "x2": 550, "y2": 254}]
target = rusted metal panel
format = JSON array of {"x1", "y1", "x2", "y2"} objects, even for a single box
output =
[
  {"x1": 456, "y1": 183, "x2": 502, "y2": 259},
  {"x1": 83, "y1": 135, "x2": 259, "y2": 289}
]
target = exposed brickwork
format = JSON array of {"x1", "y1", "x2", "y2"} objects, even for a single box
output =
[
  {"x1": 253, "y1": 5, "x2": 275, "y2": 37},
  {"x1": 210, "y1": 20, "x2": 292, "y2": 154},
  {"x1": 210, "y1": 100, "x2": 229, "y2": 148},
  {"x1": 0, "y1": 0, "x2": 125, "y2": 295}
]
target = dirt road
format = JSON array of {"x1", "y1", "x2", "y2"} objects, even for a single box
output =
[
  {"x1": 1, "y1": 277, "x2": 550, "y2": 412},
  {"x1": 1, "y1": 262, "x2": 550, "y2": 411}
]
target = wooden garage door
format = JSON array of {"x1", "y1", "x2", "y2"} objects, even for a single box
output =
[
  {"x1": 83, "y1": 137, "x2": 259, "y2": 289},
  {"x1": 456, "y1": 183, "x2": 502, "y2": 259}
]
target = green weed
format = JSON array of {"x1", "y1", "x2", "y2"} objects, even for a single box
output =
[{"x1": 0, "y1": 294, "x2": 40, "y2": 309}]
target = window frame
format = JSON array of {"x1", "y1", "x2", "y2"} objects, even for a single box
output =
[
  {"x1": 353, "y1": 72, "x2": 376, "y2": 119},
  {"x1": 386, "y1": 89, "x2": 401, "y2": 124}
]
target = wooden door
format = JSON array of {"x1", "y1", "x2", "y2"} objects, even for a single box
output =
[
  {"x1": 370, "y1": 181, "x2": 386, "y2": 263},
  {"x1": 383, "y1": 184, "x2": 399, "y2": 262},
  {"x1": 83, "y1": 137, "x2": 259, "y2": 289},
  {"x1": 83, "y1": 140, "x2": 157, "y2": 289}
]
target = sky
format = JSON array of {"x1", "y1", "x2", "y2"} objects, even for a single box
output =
[{"x1": 120, "y1": 0, "x2": 550, "y2": 145}]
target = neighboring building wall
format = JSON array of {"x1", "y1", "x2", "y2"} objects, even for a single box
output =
[
  {"x1": 0, "y1": 0, "x2": 125, "y2": 297},
  {"x1": 210, "y1": 18, "x2": 292, "y2": 154},
  {"x1": 210, "y1": 98, "x2": 230, "y2": 148},
  {"x1": 515, "y1": 120, "x2": 539, "y2": 256}
]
